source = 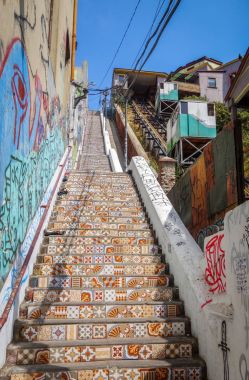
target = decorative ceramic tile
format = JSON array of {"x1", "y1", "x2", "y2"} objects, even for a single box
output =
[
  {"x1": 92, "y1": 325, "x2": 106, "y2": 339},
  {"x1": 187, "y1": 368, "x2": 202, "y2": 380},
  {"x1": 78, "y1": 325, "x2": 92, "y2": 339},
  {"x1": 80, "y1": 346, "x2": 95, "y2": 362},
  {"x1": 17, "y1": 349, "x2": 35, "y2": 365},
  {"x1": 65, "y1": 347, "x2": 80, "y2": 363},
  {"x1": 51, "y1": 326, "x2": 65, "y2": 341}
]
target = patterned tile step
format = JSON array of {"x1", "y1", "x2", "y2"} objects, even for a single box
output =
[
  {"x1": 29, "y1": 275, "x2": 172, "y2": 290},
  {"x1": 53, "y1": 199, "x2": 144, "y2": 212},
  {"x1": 56, "y1": 195, "x2": 140, "y2": 202},
  {"x1": 41, "y1": 244, "x2": 159, "y2": 256},
  {"x1": 57, "y1": 189, "x2": 138, "y2": 196},
  {"x1": 36, "y1": 254, "x2": 162, "y2": 265},
  {"x1": 54, "y1": 202, "x2": 142, "y2": 210},
  {"x1": 8, "y1": 360, "x2": 206, "y2": 380},
  {"x1": 48, "y1": 221, "x2": 150, "y2": 231},
  {"x1": 50, "y1": 216, "x2": 147, "y2": 224},
  {"x1": 66, "y1": 172, "x2": 130, "y2": 178},
  {"x1": 44, "y1": 236, "x2": 155, "y2": 246},
  {"x1": 15, "y1": 320, "x2": 189, "y2": 343},
  {"x1": 76, "y1": 164, "x2": 110, "y2": 171},
  {"x1": 21, "y1": 302, "x2": 184, "y2": 320},
  {"x1": 59, "y1": 184, "x2": 135, "y2": 190},
  {"x1": 43, "y1": 229, "x2": 152, "y2": 238},
  {"x1": 7, "y1": 338, "x2": 197, "y2": 364},
  {"x1": 25, "y1": 287, "x2": 177, "y2": 304},
  {"x1": 52, "y1": 209, "x2": 145, "y2": 218},
  {"x1": 32, "y1": 263, "x2": 166, "y2": 276}
]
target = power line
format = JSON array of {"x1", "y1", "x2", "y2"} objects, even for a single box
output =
[
  {"x1": 125, "y1": 0, "x2": 181, "y2": 94},
  {"x1": 137, "y1": 0, "x2": 181, "y2": 71},
  {"x1": 131, "y1": 0, "x2": 166, "y2": 69},
  {"x1": 98, "y1": 0, "x2": 141, "y2": 88}
]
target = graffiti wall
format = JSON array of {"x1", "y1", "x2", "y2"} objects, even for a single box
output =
[
  {"x1": 224, "y1": 200, "x2": 249, "y2": 380},
  {"x1": 168, "y1": 124, "x2": 238, "y2": 250},
  {"x1": 0, "y1": 0, "x2": 73, "y2": 290},
  {"x1": 204, "y1": 231, "x2": 226, "y2": 294}
]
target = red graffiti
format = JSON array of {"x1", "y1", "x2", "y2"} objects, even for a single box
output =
[
  {"x1": 11, "y1": 64, "x2": 28, "y2": 149},
  {"x1": 204, "y1": 232, "x2": 226, "y2": 294}
]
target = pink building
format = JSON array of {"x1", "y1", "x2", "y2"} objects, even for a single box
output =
[{"x1": 199, "y1": 57, "x2": 242, "y2": 102}]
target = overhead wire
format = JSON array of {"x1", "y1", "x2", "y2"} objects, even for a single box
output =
[
  {"x1": 125, "y1": 0, "x2": 181, "y2": 95},
  {"x1": 130, "y1": 0, "x2": 166, "y2": 69},
  {"x1": 98, "y1": 0, "x2": 141, "y2": 88}
]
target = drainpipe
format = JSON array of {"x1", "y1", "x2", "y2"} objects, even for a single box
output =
[{"x1": 71, "y1": 0, "x2": 77, "y2": 81}]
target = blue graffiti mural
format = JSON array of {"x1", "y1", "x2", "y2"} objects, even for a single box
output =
[{"x1": 0, "y1": 38, "x2": 66, "y2": 289}]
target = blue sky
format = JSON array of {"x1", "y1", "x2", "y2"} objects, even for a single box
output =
[{"x1": 76, "y1": 0, "x2": 249, "y2": 109}]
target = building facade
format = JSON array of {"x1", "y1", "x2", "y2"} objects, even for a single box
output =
[{"x1": 0, "y1": 0, "x2": 76, "y2": 361}]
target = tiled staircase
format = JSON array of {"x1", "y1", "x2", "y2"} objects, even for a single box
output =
[{"x1": 1, "y1": 112, "x2": 206, "y2": 379}]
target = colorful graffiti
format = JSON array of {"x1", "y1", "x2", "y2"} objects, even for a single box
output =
[
  {"x1": 168, "y1": 125, "x2": 238, "y2": 248},
  {"x1": 204, "y1": 231, "x2": 226, "y2": 294},
  {"x1": 0, "y1": 38, "x2": 65, "y2": 289}
]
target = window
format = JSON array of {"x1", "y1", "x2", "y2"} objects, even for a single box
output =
[
  {"x1": 174, "y1": 83, "x2": 177, "y2": 90},
  {"x1": 208, "y1": 77, "x2": 216, "y2": 88},
  {"x1": 118, "y1": 75, "x2": 125, "y2": 83},
  {"x1": 181, "y1": 102, "x2": 188, "y2": 114},
  {"x1": 207, "y1": 103, "x2": 215, "y2": 116},
  {"x1": 160, "y1": 82, "x2": 164, "y2": 89}
]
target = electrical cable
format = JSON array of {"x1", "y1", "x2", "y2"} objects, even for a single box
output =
[
  {"x1": 98, "y1": 0, "x2": 141, "y2": 88},
  {"x1": 125, "y1": 0, "x2": 181, "y2": 94},
  {"x1": 130, "y1": 0, "x2": 166, "y2": 68}
]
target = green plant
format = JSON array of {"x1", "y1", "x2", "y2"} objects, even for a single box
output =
[
  {"x1": 214, "y1": 102, "x2": 231, "y2": 132},
  {"x1": 183, "y1": 95, "x2": 207, "y2": 101}
]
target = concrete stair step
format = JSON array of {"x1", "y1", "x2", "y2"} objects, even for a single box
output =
[
  {"x1": 5, "y1": 358, "x2": 206, "y2": 379},
  {"x1": 59, "y1": 183, "x2": 135, "y2": 190},
  {"x1": 49, "y1": 215, "x2": 148, "y2": 224},
  {"x1": 14, "y1": 318, "x2": 191, "y2": 342},
  {"x1": 56, "y1": 195, "x2": 140, "y2": 201},
  {"x1": 6, "y1": 337, "x2": 198, "y2": 365},
  {"x1": 51, "y1": 209, "x2": 146, "y2": 218},
  {"x1": 43, "y1": 228, "x2": 152, "y2": 238},
  {"x1": 20, "y1": 301, "x2": 184, "y2": 320},
  {"x1": 57, "y1": 188, "x2": 137, "y2": 195},
  {"x1": 42, "y1": 236, "x2": 155, "y2": 246},
  {"x1": 53, "y1": 196, "x2": 142, "y2": 208},
  {"x1": 36, "y1": 253, "x2": 162, "y2": 265},
  {"x1": 25, "y1": 286, "x2": 178, "y2": 304},
  {"x1": 32, "y1": 263, "x2": 166, "y2": 276},
  {"x1": 40, "y1": 243, "x2": 160, "y2": 255},
  {"x1": 53, "y1": 201, "x2": 143, "y2": 209},
  {"x1": 29, "y1": 274, "x2": 172, "y2": 289},
  {"x1": 47, "y1": 221, "x2": 150, "y2": 230}
]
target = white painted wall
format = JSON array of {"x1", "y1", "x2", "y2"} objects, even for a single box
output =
[
  {"x1": 181, "y1": 101, "x2": 216, "y2": 127},
  {"x1": 224, "y1": 201, "x2": 249, "y2": 379},
  {"x1": 0, "y1": 147, "x2": 70, "y2": 367},
  {"x1": 128, "y1": 156, "x2": 240, "y2": 380},
  {"x1": 100, "y1": 112, "x2": 123, "y2": 173}
]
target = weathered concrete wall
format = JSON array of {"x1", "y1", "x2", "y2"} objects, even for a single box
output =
[
  {"x1": 168, "y1": 123, "x2": 238, "y2": 249},
  {"x1": 129, "y1": 155, "x2": 249, "y2": 380},
  {"x1": 224, "y1": 200, "x2": 249, "y2": 380},
  {"x1": 0, "y1": 0, "x2": 73, "y2": 290}
]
